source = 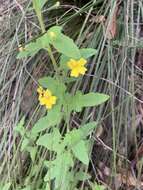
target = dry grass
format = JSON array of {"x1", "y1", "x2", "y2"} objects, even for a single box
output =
[{"x1": 0, "y1": 0, "x2": 143, "y2": 189}]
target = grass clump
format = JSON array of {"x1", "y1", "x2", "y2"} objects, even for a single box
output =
[{"x1": 0, "y1": 0, "x2": 143, "y2": 190}]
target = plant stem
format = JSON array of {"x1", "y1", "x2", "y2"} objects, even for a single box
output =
[
  {"x1": 37, "y1": 7, "x2": 60, "y2": 79},
  {"x1": 46, "y1": 45, "x2": 60, "y2": 79},
  {"x1": 38, "y1": 14, "x2": 46, "y2": 33}
]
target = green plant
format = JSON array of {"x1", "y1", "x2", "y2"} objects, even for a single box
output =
[
  {"x1": 89, "y1": 182, "x2": 106, "y2": 190},
  {"x1": 13, "y1": 0, "x2": 110, "y2": 189}
]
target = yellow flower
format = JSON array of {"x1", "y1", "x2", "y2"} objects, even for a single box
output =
[
  {"x1": 67, "y1": 58, "x2": 87, "y2": 77},
  {"x1": 37, "y1": 87, "x2": 57, "y2": 109},
  {"x1": 37, "y1": 86, "x2": 44, "y2": 95}
]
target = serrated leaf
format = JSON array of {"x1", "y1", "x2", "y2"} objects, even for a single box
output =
[
  {"x1": 80, "y1": 48, "x2": 97, "y2": 59},
  {"x1": 44, "y1": 152, "x2": 73, "y2": 189},
  {"x1": 53, "y1": 34, "x2": 81, "y2": 59},
  {"x1": 36, "y1": 128, "x2": 61, "y2": 151},
  {"x1": 64, "y1": 122, "x2": 96, "y2": 149},
  {"x1": 31, "y1": 104, "x2": 62, "y2": 134},
  {"x1": 64, "y1": 129, "x2": 81, "y2": 148},
  {"x1": 72, "y1": 140, "x2": 89, "y2": 165},
  {"x1": 47, "y1": 26, "x2": 81, "y2": 59},
  {"x1": 71, "y1": 92, "x2": 109, "y2": 112},
  {"x1": 78, "y1": 122, "x2": 97, "y2": 138}
]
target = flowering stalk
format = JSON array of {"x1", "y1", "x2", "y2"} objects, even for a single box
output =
[{"x1": 36, "y1": 7, "x2": 59, "y2": 78}]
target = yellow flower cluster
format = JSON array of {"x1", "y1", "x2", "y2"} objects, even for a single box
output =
[
  {"x1": 37, "y1": 87, "x2": 57, "y2": 109},
  {"x1": 67, "y1": 58, "x2": 87, "y2": 77},
  {"x1": 37, "y1": 58, "x2": 87, "y2": 109}
]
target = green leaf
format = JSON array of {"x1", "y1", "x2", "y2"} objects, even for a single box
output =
[
  {"x1": 63, "y1": 123, "x2": 96, "y2": 168},
  {"x1": 44, "y1": 152, "x2": 73, "y2": 189},
  {"x1": 14, "y1": 117, "x2": 25, "y2": 137},
  {"x1": 80, "y1": 48, "x2": 97, "y2": 59},
  {"x1": 47, "y1": 26, "x2": 81, "y2": 59},
  {"x1": 44, "y1": 161, "x2": 56, "y2": 181},
  {"x1": 2, "y1": 183, "x2": 11, "y2": 190},
  {"x1": 59, "y1": 48, "x2": 97, "y2": 71},
  {"x1": 71, "y1": 92, "x2": 109, "y2": 112},
  {"x1": 71, "y1": 91, "x2": 83, "y2": 112},
  {"x1": 65, "y1": 77, "x2": 78, "y2": 84},
  {"x1": 17, "y1": 32, "x2": 51, "y2": 59},
  {"x1": 64, "y1": 122, "x2": 96, "y2": 149},
  {"x1": 82, "y1": 93, "x2": 109, "y2": 106},
  {"x1": 78, "y1": 122, "x2": 97, "y2": 138},
  {"x1": 38, "y1": 77, "x2": 66, "y2": 97},
  {"x1": 52, "y1": 34, "x2": 81, "y2": 59},
  {"x1": 59, "y1": 54, "x2": 70, "y2": 71},
  {"x1": 60, "y1": 171, "x2": 74, "y2": 190},
  {"x1": 21, "y1": 138, "x2": 29, "y2": 151},
  {"x1": 31, "y1": 104, "x2": 62, "y2": 134},
  {"x1": 63, "y1": 92, "x2": 82, "y2": 113},
  {"x1": 31, "y1": 116, "x2": 50, "y2": 134},
  {"x1": 17, "y1": 42, "x2": 41, "y2": 59},
  {"x1": 48, "y1": 26, "x2": 62, "y2": 35},
  {"x1": 39, "y1": 0, "x2": 47, "y2": 9},
  {"x1": 26, "y1": 146, "x2": 37, "y2": 162},
  {"x1": 30, "y1": 147, "x2": 37, "y2": 162},
  {"x1": 33, "y1": 0, "x2": 47, "y2": 10},
  {"x1": 75, "y1": 171, "x2": 91, "y2": 181},
  {"x1": 72, "y1": 140, "x2": 89, "y2": 165},
  {"x1": 36, "y1": 128, "x2": 61, "y2": 151},
  {"x1": 36, "y1": 33, "x2": 50, "y2": 48},
  {"x1": 64, "y1": 129, "x2": 81, "y2": 148}
]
